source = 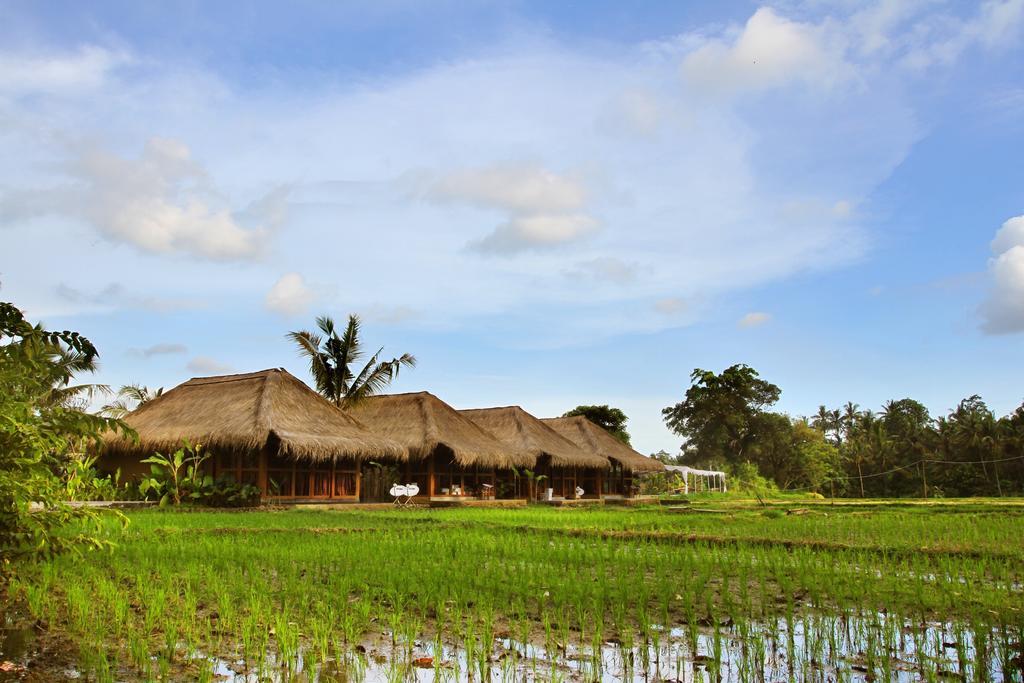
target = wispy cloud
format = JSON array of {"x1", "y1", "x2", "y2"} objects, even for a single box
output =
[
  {"x1": 186, "y1": 356, "x2": 234, "y2": 375},
  {"x1": 654, "y1": 297, "x2": 688, "y2": 315},
  {"x1": 128, "y1": 343, "x2": 188, "y2": 358},
  {"x1": 564, "y1": 257, "x2": 642, "y2": 286},
  {"x1": 738, "y1": 312, "x2": 771, "y2": 328},
  {"x1": 55, "y1": 282, "x2": 200, "y2": 313},
  {"x1": 0, "y1": 46, "x2": 129, "y2": 94}
]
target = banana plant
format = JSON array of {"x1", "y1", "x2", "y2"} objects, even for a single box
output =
[{"x1": 140, "y1": 440, "x2": 211, "y2": 507}]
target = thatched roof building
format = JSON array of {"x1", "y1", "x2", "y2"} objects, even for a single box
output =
[
  {"x1": 102, "y1": 368, "x2": 406, "y2": 462},
  {"x1": 347, "y1": 392, "x2": 534, "y2": 469},
  {"x1": 541, "y1": 416, "x2": 664, "y2": 473},
  {"x1": 459, "y1": 406, "x2": 608, "y2": 469}
]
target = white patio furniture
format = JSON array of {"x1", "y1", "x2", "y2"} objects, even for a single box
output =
[{"x1": 390, "y1": 483, "x2": 420, "y2": 507}]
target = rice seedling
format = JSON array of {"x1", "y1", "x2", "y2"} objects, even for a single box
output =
[{"x1": 8, "y1": 502, "x2": 1024, "y2": 681}]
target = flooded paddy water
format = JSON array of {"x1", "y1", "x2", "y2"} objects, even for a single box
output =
[{"x1": 193, "y1": 613, "x2": 1020, "y2": 682}]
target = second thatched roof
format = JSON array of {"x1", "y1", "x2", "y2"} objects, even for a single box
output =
[
  {"x1": 347, "y1": 392, "x2": 535, "y2": 468},
  {"x1": 102, "y1": 369, "x2": 406, "y2": 462},
  {"x1": 541, "y1": 416, "x2": 665, "y2": 473},
  {"x1": 459, "y1": 406, "x2": 609, "y2": 469}
]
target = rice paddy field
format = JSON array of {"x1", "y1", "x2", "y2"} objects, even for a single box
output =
[{"x1": 3, "y1": 499, "x2": 1024, "y2": 682}]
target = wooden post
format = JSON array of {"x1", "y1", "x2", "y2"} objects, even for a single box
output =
[
  {"x1": 354, "y1": 460, "x2": 361, "y2": 500},
  {"x1": 428, "y1": 455, "x2": 435, "y2": 498}
]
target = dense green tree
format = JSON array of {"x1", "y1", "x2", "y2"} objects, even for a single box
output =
[
  {"x1": 562, "y1": 405, "x2": 632, "y2": 445},
  {"x1": 740, "y1": 415, "x2": 839, "y2": 493},
  {"x1": 0, "y1": 302, "x2": 131, "y2": 567},
  {"x1": 879, "y1": 399, "x2": 934, "y2": 496},
  {"x1": 288, "y1": 314, "x2": 416, "y2": 408},
  {"x1": 662, "y1": 364, "x2": 781, "y2": 466},
  {"x1": 664, "y1": 363, "x2": 1024, "y2": 498}
]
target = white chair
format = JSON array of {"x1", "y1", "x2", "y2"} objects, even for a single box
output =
[
  {"x1": 390, "y1": 483, "x2": 409, "y2": 506},
  {"x1": 390, "y1": 483, "x2": 420, "y2": 507}
]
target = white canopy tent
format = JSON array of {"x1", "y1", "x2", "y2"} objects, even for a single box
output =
[{"x1": 664, "y1": 465, "x2": 727, "y2": 494}]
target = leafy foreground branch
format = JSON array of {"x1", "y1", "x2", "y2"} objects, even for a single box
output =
[{"x1": 0, "y1": 301, "x2": 133, "y2": 571}]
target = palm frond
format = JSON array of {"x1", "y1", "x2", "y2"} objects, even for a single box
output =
[
  {"x1": 44, "y1": 382, "x2": 112, "y2": 409},
  {"x1": 338, "y1": 315, "x2": 363, "y2": 388},
  {"x1": 287, "y1": 329, "x2": 336, "y2": 402},
  {"x1": 100, "y1": 399, "x2": 132, "y2": 418}
]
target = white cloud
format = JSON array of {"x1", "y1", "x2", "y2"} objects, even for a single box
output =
[
  {"x1": 54, "y1": 282, "x2": 200, "y2": 313},
  {"x1": 425, "y1": 163, "x2": 598, "y2": 254},
  {"x1": 981, "y1": 215, "x2": 1024, "y2": 334},
  {"x1": 1, "y1": 138, "x2": 277, "y2": 260},
  {"x1": 471, "y1": 213, "x2": 598, "y2": 254},
  {"x1": 680, "y1": 8, "x2": 855, "y2": 97},
  {"x1": 128, "y1": 343, "x2": 188, "y2": 358},
  {"x1": 186, "y1": 356, "x2": 234, "y2": 375},
  {"x1": 738, "y1": 312, "x2": 771, "y2": 328},
  {"x1": 429, "y1": 164, "x2": 586, "y2": 213},
  {"x1": 265, "y1": 273, "x2": 315, "y2": 316},
  {"x1": 0, "y1": 46, "x2": 128, "y2": 94}
]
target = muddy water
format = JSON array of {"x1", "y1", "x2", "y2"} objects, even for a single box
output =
[
  {"x1": 192, "y1": 613, "x2": 1017, "y2": 682},
  {"x1": 0, "y1": 613, "x2": 36, "y2": 660},
  {"x1": 0, "y1": 620, "x2": 35, "y2": 679}
]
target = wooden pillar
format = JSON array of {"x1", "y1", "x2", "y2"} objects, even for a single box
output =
[
  {"x1": 354, "y1": 460, "x2": 361, "y2": 500},
  {"x1": 428, "y1": 455, "x2": 435, "y2": 497}
]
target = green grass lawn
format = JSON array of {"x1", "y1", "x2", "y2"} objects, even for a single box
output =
[{"x1": 7, "y1": 500, "x2": 1024, "y2": 681}]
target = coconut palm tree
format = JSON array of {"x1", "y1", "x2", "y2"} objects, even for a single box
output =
[
  {"x1": 287, "y1": 314, "x2": 416, "y2": 408},
  {"x1": 40, "y1": 343, "x2": 110, "y2": 410},
  {"x1": 101, "y1": 384, "x2": 164, "y2": 418}
]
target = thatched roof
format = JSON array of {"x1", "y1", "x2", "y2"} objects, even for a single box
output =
[
  {"x1": 459, "y1": 406, "x2": 608, "y2": 469},
  {"x1": 541, "y1": 416, "x2": 665, "y2": 473},
  {"x1": 347, "y1": 392, "x2": 534, "y2": 468},
  {"x1": 102, "y1": 369, "x2": 406, "y2": 462}
]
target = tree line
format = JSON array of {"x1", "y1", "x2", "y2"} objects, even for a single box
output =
[{"x1": 662, "y1": 364, "x2": 1024, "y2": 497}]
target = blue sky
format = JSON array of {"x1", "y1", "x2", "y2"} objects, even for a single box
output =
[{"x1": 2, "y1": 0, "x2": 1022, "y2": 454}]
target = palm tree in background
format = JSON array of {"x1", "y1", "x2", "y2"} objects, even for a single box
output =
[
  {"x1": 841, "y1": 402, "x2": 860, "y2": 442},
  {"x1": 101, "y1": 384, "x2": 164, "y2": 418},
  {"x1": 41, "y1": 342, "x2": 111, "y2": 410},
  {"x1": 812, "y1": 405, "x2": 842, "y2": 445},
  {"x1": 287, "y1": 314, "x2": 416, "y2": 408}
]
